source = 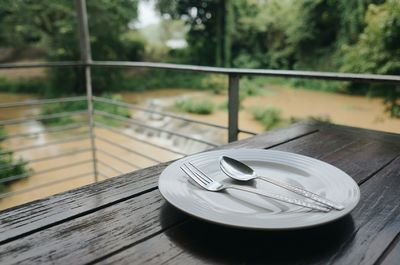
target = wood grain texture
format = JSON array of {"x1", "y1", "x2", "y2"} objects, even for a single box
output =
[
  {"x1": 0, "y1": 163, "x2": 167, "y2": 244},
  {"x1": 379, "y1": 234, "x2": 400, "y2": 265},
  {"x1": 322, "y1": 156, "x2": 400, "y2": 265},
  {"x1": 0, "y1": 121, "x2": 317, "y2": 244},
  {"x1": 97, "y1": 157, "x2": 400, "y2": 265},
  {"x1": 0, "y1": 190, "x2": 186, "y2": 265},
  {"x1": 98, "y1": 129, "x2": 400, "y2": 265},
  {"x1": 1, "y1": 122, "x2": 400, "y2": 265},
  {"x1": 273, "y1": 128, "x2": 400, "y2": 183}
]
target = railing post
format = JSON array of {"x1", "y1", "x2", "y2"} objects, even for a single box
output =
[
  {"x1": 228, "y1": 74, "x2": 239, "y2": 142},
  {"x1": 76, "y1": 0, "x2": 98, "y2": 182}
]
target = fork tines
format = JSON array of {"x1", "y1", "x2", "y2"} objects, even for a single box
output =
[{"x1": 180, "y1": 162, "x2": 212, "y2": 187}]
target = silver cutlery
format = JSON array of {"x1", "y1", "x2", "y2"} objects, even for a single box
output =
[
  {"x1": 180, "y1": 162, "x2": 330, "y2": 212},
  {"x1": 219, "y1": 156, "x2": 344, "y2": 211}
]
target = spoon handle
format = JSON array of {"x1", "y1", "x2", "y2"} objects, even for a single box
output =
[
  {"x1": 226, "y1": 185, "x2": 330, "y2": 212},
  {"x1": 256, "y1": 175, "x2": 345, "y2": 210}
]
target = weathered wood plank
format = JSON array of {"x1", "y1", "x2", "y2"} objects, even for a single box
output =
[
  {"x1": 320, "y1": 123, "x2": 400, "y2": 145},
  {"x1": 379, "y1": 234, "x2": 400, "y2": 265},
  {"x1": 0, "y1": 163, "x2": 165, "y2": 244},
  {"x1": 273, "y1": 129, "x2": 400, "y2": 183},
  {"x1": 321, "y1": 156, "x2": 400, "y2": 265},
  {"x1": 0, "y1": 190, "x2": 186, "y2": 265},
  {"x1": 0, "y1": 121, "x2": 318, "y2": 244},
  {"x1": 97, "y1": 157, "x2": 400, "y2": 265},
  {"x1": 225, "y1": 120, "x2": 319, "y2": 149}
]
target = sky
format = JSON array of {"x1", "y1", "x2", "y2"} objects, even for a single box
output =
[{"x1": 135, "y1": 0, "x2": 160, "y2": 28}]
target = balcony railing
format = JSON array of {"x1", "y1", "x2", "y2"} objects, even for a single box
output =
[
  {"x1": 0, "y1": 0, "x2": 399, "y2": 207},
  {"x1": 1, "y1": 62, "x2": 399, "y2": 204}
]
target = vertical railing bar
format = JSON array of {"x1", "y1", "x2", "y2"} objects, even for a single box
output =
[
  {"x1": 228, "y1": 74, "x2": 240, "y2": 142},
  {"x1": 76, "y1": 0, "x2": 97, "y2": 182}
]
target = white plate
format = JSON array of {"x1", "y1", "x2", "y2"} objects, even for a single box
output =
[{"x1": 159, "y1": 149, "x2": 360, "y2": 230}]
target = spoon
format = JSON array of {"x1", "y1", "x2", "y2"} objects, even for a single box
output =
[{"x1": 219, "y1": 156, "x2": 345, "y2": 211}]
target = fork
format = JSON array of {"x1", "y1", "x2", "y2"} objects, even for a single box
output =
[{"x1": 180, "y1": 162, "x2": 330, "y2": 212}]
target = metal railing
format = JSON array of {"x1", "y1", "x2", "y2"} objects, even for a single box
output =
[
  {"x1": 0, "y1": 94, "x2": 238, "y2": 199},
  {"x1": 0, "y1": 66, "x2": 398, "y2": 201},
  {"x1": 0, "y1": 0, "x2": 399, "y2": 206}
]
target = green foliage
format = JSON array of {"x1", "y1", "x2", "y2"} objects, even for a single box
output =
[
  {"x1": 174, "y1": 98, "x2": 214, "y2": 115},
  {"x1": 40, "y1": 100, "x2": 87, "y2": 126},
  {"x1": 0, "y1": 0, "x2": 143, "y2": 95},
  {"x1": 0, "y1": 78, "x2": 47, "y2": 94},
  {"x1": 240, "y1": 77, "x2": 266, "y2": 97},
  {"x1": 288, "y1": 79, "x2": 349, "y2": 93},
  {"x1": 0, "y1": 126, "x2": 6, "y2": 141},
  {"x1": 339, "y1": 0, "x2": 400, "y2": 117},
  {"x1": 201, "y1": 74, "x2": 227, "y2": 94},
  {"x1": 1, "y1": 0, "x2": 399, "y2": 118},
  {"x1": 40, "y1": 94, "x2": 130, "y2": 126},
  {"x1": 290, "y1": 115, "x2": 331, "y2": 123},
  {"x1": 120, "y1": 70, "x2": 213, "y2": 91},
  {"x1": 93, "y1": 94, "x2": 131, "y2": 126},
  {"x1": 0, "y1": 126, "x2": 31, "y2": 193},
  {"x1": 251, "y1": 107, "x2": 283, "y2": 130}
]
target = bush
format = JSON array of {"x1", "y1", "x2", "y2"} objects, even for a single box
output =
[
  {"x1": 201, "y1": 74, "x2": 227, "y2": 94},
  {"x1": 40, "y1": 100, "x2": 87, "y2": 126},
  {"x1": 174, "y1": 98, "x2": 214, "y2": 115},
  {"x1": 251, "y1": 107, "x2": 283, "y2": 130},
  {"x1": 339, "y1": 0, "x2": 400, "y2": 117},
  {"x1": 119, "y1": 70, "x2": 208, "y2": 92},
  {"x1": 0, "y1": 77, "x2": 47, "y2": 94},
  {"x1": 93, "y1": 94, "x2": 131, "y2": 127},
  {"x1": 0, "y1": 126, "x2": 31, "y2": 193}
]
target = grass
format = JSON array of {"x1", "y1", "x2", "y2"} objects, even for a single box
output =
[
  {"x1": 40, "y1": 100, "x2": 87, "y2": 126},
  {"x1": 174, "y1": 98, "x2": 214, "y2": 115},
  {"x1": 93, "y1": 94, "x2": 131, "y2": 126},
  {"x1": 251, "y1": 107, "x2": 284, "y2": 130},
  {"x1": 0, "y1": 77, "x2": 47, "y2": 94}
]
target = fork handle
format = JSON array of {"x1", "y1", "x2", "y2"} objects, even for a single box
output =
[
  {"x1": 226, "y1": 186, "x2": 330, "y2": 212},
  {"x1": 256, "y1": 175, "x2": 344, "y2": 211}
]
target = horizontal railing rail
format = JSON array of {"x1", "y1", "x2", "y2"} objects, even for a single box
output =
[
  {"x1": 0, "y1": 96, "x2": 87, "y2": 109},
  {"x1": 94, "y1": 122, "x2": 187, "y2": 156},
  {"x1": 28, "y1": 148, "x2": 92, "y2": 163},
  {"x1": 0, "y1": 58, "x2": 399, "y2": 205},
  {"x1": 95, "y1": 135, "x2": 162, "y2": 163},
  {"x1": 0, "y1": 123, "x2": 88, "y2": 141},
  {"x1": 96, "y1": 148, "x2": 141, "y2": 169},
  {"x1": 93, "y1": 96, "x2": 229, "y2": 130},
  {"x1": 0, "y1": 171, "x2": 92, "y2": 200},
  {"x1": 0, "y1": 159, "x2": 92, "y2": 184},
  {"x1": 94, "y1": 110, "x2": 219, "y2": 147},
  {"x1": 0, "y1": 134, "x2": 90, "y2": 155},
  {"x1": 1, "y1": 61, "x2": 400, "y2": 84},
  {"x1": 97, "y1": 160, "x2": 124, "y2": 175},
  {"x1": 0, "y1": 110, "x2": 87, "y2": 126}
]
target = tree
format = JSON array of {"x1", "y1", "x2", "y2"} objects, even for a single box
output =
[
  {"x1": 156, "y1": 0, "x2": 231, "y2": 66},
  {"x1": 340, "y1": 0, "x2": 400, "y2": 117},
  {"x1": 0, "y1": 0, "x2": 144, "y2": 95}
]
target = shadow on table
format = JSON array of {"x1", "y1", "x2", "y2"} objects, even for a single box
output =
[{"x1": 160, "y1": 202, "x2": 355, "y2": 264}]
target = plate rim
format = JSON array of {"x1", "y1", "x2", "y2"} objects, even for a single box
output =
[{"x1": 158, "y1": 149, "x2": 360, "y2": 230}]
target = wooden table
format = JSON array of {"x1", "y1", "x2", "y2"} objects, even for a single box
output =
[{"x1": 1, "y1": 122, "x2": 399, "y2": 265}]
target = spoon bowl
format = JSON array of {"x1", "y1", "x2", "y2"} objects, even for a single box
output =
[{"x1": 219, "y1": 156, "x2": 256, "y2": 181}]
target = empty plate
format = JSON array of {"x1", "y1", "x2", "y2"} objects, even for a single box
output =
[{"x1": 158, "y1": 149, "x2": 360, "y2": 230}]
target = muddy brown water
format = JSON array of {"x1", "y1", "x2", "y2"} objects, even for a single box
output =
[{"x1": 0, "y1": 87, "x2": 399, "y2": 209}]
